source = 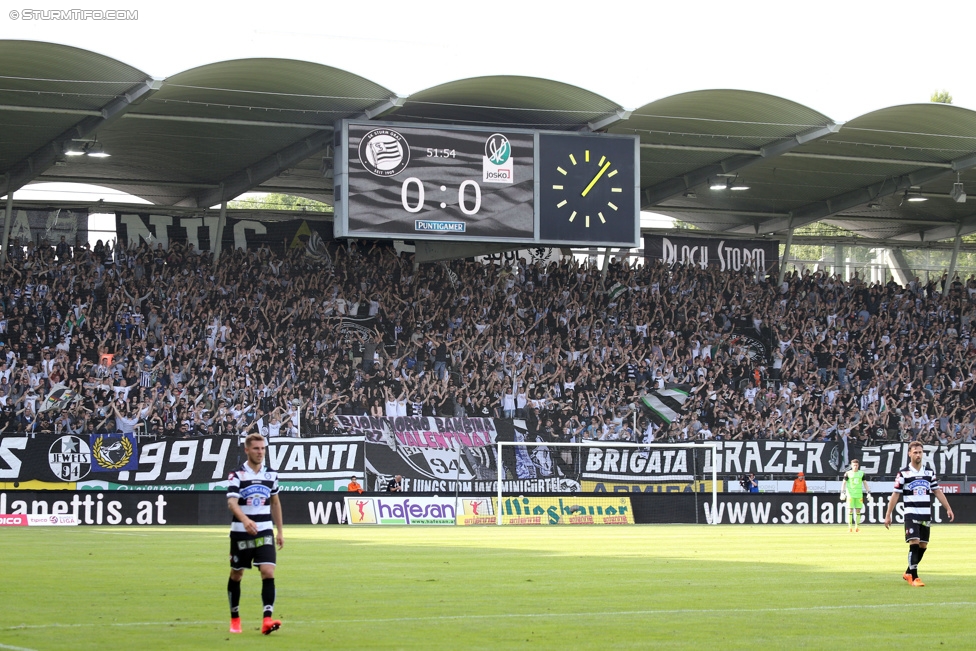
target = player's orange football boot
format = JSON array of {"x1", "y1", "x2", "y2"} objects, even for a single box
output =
[
  {"x1": 902, "y1": 572, "x2": 912, "y2": 584},
  {"x1": 229, "y1": 618, "x2": 242, "y2": 634},
  {"x1": 910, "y1": 577, "x2": 925, "y2": 587},
  {"x1": 262, "y1": 617, "x2": 281, "y2": 635}
]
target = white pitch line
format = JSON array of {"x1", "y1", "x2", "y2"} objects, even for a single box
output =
[
  {"x1": 5, "y1": 602, "x2": 976, "y2": 631},
  {"x1": 0, "y1": 642, "x2": 39, "y2": 651}
]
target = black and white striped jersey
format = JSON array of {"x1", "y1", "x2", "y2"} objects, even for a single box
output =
[
  {"x1": 893, "y1": 463, "x2": 939, "y2": 520},
  {"x1": 227, "y1": 463, "x2": 279, "y2": 538}
]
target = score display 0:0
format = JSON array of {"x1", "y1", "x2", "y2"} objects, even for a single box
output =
[{"x1": 400, "y1": 177, "x2": 482, "y2": 215}]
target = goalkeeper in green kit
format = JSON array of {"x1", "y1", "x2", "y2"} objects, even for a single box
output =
[{"x1": 841, "y1": 458, "x2": 871, "y2": 532}]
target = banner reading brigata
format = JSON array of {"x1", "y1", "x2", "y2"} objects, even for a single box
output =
[
  {"x1": 582, "y1": 441, "x2": 845, "y2": 482},
  {"x1": 644, "y1": 235, "x2": 779, "y2": 274}
]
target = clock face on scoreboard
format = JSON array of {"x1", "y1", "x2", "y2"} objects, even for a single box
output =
[
  {"x1": 537, "y1": 132, "x2": 638, "y2": 246},
  {"x1": 339, "y1": 122, "x2": 535, "y2": 241}
]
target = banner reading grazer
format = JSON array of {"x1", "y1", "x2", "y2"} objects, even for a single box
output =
[
  {"x1": 582, "y1": 441, "x2": 845, "y2": 482},
  {"x1": 643, "y1": 234, "x2": 779, "y2": 274}
]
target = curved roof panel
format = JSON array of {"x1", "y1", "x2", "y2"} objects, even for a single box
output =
[
  {"x1": 3, "y1": 41, "x2": 976, "y2": 247},
  {"x1": 395, "y1": 76, "x2": 623, "y2": 129},
  {"x1": 0, "y1": 40, "x2": 150, "y2": 171}
]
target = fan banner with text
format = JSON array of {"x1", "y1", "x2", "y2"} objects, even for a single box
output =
[
  {"x1": 3, "y1": 433, "x2": 974, "y2": 489},
  {"x1": 643, "y1": 235, "x2": 779, "y2": 275},
  {"x1": 0, "y1": 434, "x2": 362, "y2": 490}
]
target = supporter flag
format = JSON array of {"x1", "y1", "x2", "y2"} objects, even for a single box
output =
[
  {"x1": 512, "y1": 428, "x2": 537, "y2": 479},
  {"x1": 304, "y1": 229, "x2": 333, "y2": 270},
  {"x1": 640, "y1": 384, "x2": 691, "y2": 426},
  {"x1": 608, "y1": 282, "x2": 628, "y2": 302},
  {"x1": 40, "y1": 383, "x2": 78, "y2": 413},
  {"x1": 90, "y1": 433, "x2": 139, "y2": 472}
]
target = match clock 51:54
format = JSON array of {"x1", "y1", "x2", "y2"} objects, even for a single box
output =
[{"x1": 538, "y1": 132, "x2": 639, "y2": 247}]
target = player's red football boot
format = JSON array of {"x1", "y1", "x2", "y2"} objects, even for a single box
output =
[
  {"x1": 229, "y1": 618, "x2": 242, "y2": 634},
  {"x1": 262, "y1": 617, "x2": 281, "y2": 635}
]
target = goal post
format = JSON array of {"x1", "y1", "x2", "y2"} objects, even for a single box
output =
[{"x1": 494, "y1": 440, "x2": 719, "y2": 525}]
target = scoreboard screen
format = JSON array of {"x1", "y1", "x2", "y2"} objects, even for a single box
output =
[{"x1": 334, "y1": 120, "x2": 638, "y2": 247}]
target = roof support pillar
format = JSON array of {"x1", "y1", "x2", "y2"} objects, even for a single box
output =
[
  {"x1": 1, "y1": 182, "x2": 12, "y2": 263},
  {"x1": 944, "y1": 222, "x2": 963, "y2": 295},
  {"x1": 212, "y1": 185, "x2": 227, "y2": 268},
  {"x1": 777, "y1": 216, "x2": 795, "y2": 286},
  {"x1": 834, "y1": 244, "x2": 844, "y2": 279},
  {"x1": 887, "y1": 248, "x2": 913, "y2": 287}
]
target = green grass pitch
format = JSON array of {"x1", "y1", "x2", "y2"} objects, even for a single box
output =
[{"x1": 2, "y1": 524, "x2": 974, "y2": 650}]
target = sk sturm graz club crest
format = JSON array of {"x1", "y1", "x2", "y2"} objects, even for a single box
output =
[
  {"x1": 358, "y1": 128, "x2": 410, "y2": 177},
  {"x1": 48, "y1": 435, "x2": 91, "y2": 481}
]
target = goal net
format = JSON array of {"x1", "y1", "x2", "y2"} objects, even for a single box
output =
[{"x1": 491, "y1": 441, "x2": 719, "y2": 525}]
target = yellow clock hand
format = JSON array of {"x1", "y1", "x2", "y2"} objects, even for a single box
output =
[{"x1": 581, "y1": 161, "x2": 611, "y2": 197}]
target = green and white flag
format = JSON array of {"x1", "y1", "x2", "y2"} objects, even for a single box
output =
[
  {"x1": 608, "y1": 282, "x2": 628, "y2": 302},
  {"x1": 640, "y1": 384, "x2": 691, "y2": 426}
]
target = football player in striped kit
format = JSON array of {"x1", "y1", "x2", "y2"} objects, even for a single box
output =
[
  {"x1": 884, "y1": 441, "x2": 954, "y2": 587},
  {"x1": 227, "y1": 433, "x2": 284, "y2": 634}
]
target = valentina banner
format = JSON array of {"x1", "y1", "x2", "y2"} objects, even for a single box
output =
[
  {"x1": 0, "y1": 434, "x2": 362, "y2": 488},
  {"x1": 338, "y1": 415, "x2": 579, "y2": 493}
]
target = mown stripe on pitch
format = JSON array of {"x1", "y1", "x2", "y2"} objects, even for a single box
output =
[{"x1": 6, "y1": 602, "x2": 976, "y2": 630}]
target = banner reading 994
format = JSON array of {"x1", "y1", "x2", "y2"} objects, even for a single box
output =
[{"x1": 335, "y1": 121, "x2": 535, "y2": 241}]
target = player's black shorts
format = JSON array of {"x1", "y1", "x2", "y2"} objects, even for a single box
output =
[
  {"x1": 229, "y1": 533, "x2": 277, "y2": 570},
  {"x1": 904, "y1": 517, "x2": 930, "y2": 544}
]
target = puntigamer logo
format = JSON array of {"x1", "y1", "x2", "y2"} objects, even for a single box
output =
[
  {"x1": 359, "y1": 128, "x2": 410, "y2": 177},
  {"x1": 483, "y1": 133, "x2": 513, "y2": 184}
]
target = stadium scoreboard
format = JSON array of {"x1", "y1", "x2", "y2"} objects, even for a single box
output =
[{"x1": 334, "y1": 120, "x2": 639, "y2": 248}]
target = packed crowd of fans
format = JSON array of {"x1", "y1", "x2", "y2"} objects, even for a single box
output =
[{"x1": 1, "y1": 235, "x2": 975, "y2": 451}]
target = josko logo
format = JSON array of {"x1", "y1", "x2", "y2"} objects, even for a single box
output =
[
  {"x1": 48, "y1": 435, "x2": 91, "y2": 481},
  {"x1": 483, "y1": 133, "x2": 513, "y2": 184},
  {"x1": 359, "y1": 128, "x2": 410, "y2": 177}
]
